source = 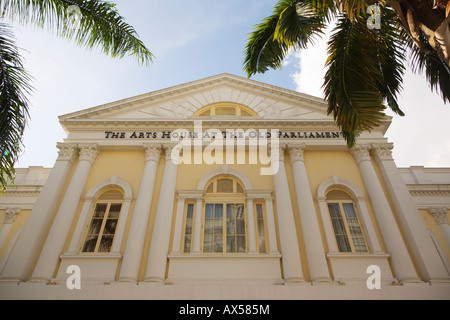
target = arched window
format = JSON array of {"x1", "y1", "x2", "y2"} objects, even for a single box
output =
[
  {"x1": 81, "y1": 189, "x2": 124, "y2": 253},
  {"x1": 202, "y1": 177, "x2": 247, "y2": 253},
  {"x1": 193, "y1": 103, "x2": 257, "y2": 117},
  {"x1": 326, "y1": 189, "x2": 368, "y2": 253}
]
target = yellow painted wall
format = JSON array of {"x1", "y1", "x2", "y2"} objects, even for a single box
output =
[
  {"x1": 0, "y1": 209, "x2": 31, "y2": 261},
  {"x1": 419, "y1": 209, "x2": 450, "y2": 262}
]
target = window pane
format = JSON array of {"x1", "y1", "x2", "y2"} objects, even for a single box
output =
[
  {"x1": 214, "y1": 204, "x2": 223, "y2": 218},
  {"x1": 236, "y1": 236, "x2": 246, "y2": 252},
  {"x1": 205, "y1": 204, "x2": 214, "y2": 218},
  {"x1": 347, "y1": 218, "x2": 367, "y2": 252},
  {"x1": 82, "y1": 236, "x2": 98, "y2": 252},
  {"x1": 104, "y1": 219, "x2": 118, "y2": 235},
  {"x1": 108, "y1": 203, "x2": 122, "y2": 218},
  {"x1": 336, "y1": 235, "x2": 352, "y2": 252},
  {"x1": 256, "y1": 204, "x2": 263, "y2": 218},
  {"x1": 257, "y1": 219, "x2": 265, "y2": 236},
  {"x1": 93, "y1": 203, "x2": 107, "y2": 218},
  {"x1": 258, "y1": 236, "x2": 266, "y2": 253},
  {"x1": 203, "y1": 235, "x2": 213, "y2": 252},
  {"x1": 206, "y1": 183, "x2": 213, "y2": 193},
  {"x1": 213, "y1": 235, "x2": 223, "y2": 252},
  {"x1": 227, "y1": 236, "x2": 236, "y2": 252},
  {"x1": 240, "y1": 109, "x2": 252, "y2": 117},
  {"x1": 98, "y1": 235, "x2": 114, "y2": 252},
  {"x1": 227, "y1": 219, "x2": 236, "y2": 235},
  {"x1": 217, "y1": 179, "x2": 233, "y2": 193},
  {"x1": 185, "y1": 219, "x2": 193, "y2": 235},
  {"x1": 204, "y1": 219, "x2": 213, "y2": 235},
  {"x1": 214, "y1": 219, "x2": 223, "y2": 234},
  {"x1": 327, "y1": 203, "x2": 341, "y2": 218},
  {"x1": 327, "y1": 190, "x2": 351, "y2": 200},
  {"x1": 227, "y1": 203, "x2": 244, "y2": 218},
  {"x1": 87, "y1": 219, "x2": 102, "y2": 236},
  {"x1": 236, "y1": 220, "x2": 245, "y2": 235},
  {"x1": 183, "y1": 236, "x2": 191, "y2": 253},
  {"x1": 186, "y1": 203, "x2": 194, "y2": 219},
  {"x1": 342, "y1": 203, "x2": 357, "y2": 218},
  {"x1": 236, "y1": 183, "x2": 244, "y2": 193},
  {"x1": 215, "y1": 107, "x2": 236, "y2": 115}
]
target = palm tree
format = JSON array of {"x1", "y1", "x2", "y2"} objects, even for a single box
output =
[
  {"x1": 243, "y1": 0, "x2": 449, "y2": 147},
  {"x1": 0, "y1": 0, "x2": 154, "y2": 190}
]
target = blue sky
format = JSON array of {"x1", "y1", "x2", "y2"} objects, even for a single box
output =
[{"x1": 6, "y1": 0, "x2": 450, "y2": 168}]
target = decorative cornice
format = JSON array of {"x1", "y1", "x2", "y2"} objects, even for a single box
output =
[
  {"x1": 407, "y1": 184, "x2": 450, "y2": 197},
  {"x1": 78, "y1": 144, "x2": 99, "y2": 164},
  {"x1": 428, "y1": 207, "x2": 449, "y2": 225},
  {"x1": 4, "y1": 208, "x2": 20, "y2": 224}
]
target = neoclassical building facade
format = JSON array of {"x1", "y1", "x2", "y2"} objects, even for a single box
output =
[{"x1": 0, "y1": 74, "x2": 449, "y2": 299}]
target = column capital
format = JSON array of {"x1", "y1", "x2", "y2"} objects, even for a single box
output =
[
  {"x1": 287, "y1": 143, "x2": 306, "y2": 163},
  {"x1": 56, "y1": 143, "x2": 78, "y2": 163},
  {"x1": 428, "y1": 207, "x2": 448, "y2": 225},
  {"x1": 143, "y1": 143, "x2": 162, "y2": 163},
  {"x1": 269, "y1": 142, "x2": 286, "y2": 163},
  {"x1": 371, "y1": 143, "x2": 394, "y2": 163},
  {"x1": 350, "y1": 144, "x2": 371, "y2": 164},
  {"x1": 78, "y1": 144, "x2": 99, "y2": 164},
  {"x1": 4, "y1": 208, "x2": 20, "y2": 224},
  {"x1": 162, "y1": 142, "x2": 179, "y2": 162}
]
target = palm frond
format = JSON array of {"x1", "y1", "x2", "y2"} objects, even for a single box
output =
[
  {"x1": 0, "y1": 0, "x2": 154, "y2": 66},
  {"x1": 374, "y1": 7, "x2": 406, "y2": 116},
  {"x1": 0, "y1": 22, "x2": 33, "y2": 191},
  {"x1": 243, "y1": 0, "x2": 329, "y2": 77},
  {"x1": 323, "y1": 14, "x2": 387, "y2": 147},
  {"x1": 404, "y1": 30, "x2": 450, "y2": 103}
]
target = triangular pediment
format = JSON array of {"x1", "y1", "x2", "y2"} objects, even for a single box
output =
[{"x1": 59, "y1": 73, "x2": 333, "y2": 124}]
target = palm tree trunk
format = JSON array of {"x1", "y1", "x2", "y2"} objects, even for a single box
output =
[{"x1": 390, "y1": 0, "x2": 450, "y2": 66}]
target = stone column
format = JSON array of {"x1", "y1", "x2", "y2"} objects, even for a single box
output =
[
  {"x1": 246, "y1": 199, "x2": 257, "y2": 254},
  {"x1": 351, "y1": 145, "x2": 420, "y2": 283},
  {"x1": 372, "y1": 143, "x2": 450, "y2": 282},
  {"x1": 191, "y1": 198, "x2": 203, "y2": 254},
  {"x1": 0, "y1": 143, "x2": 78, "y2": 281},
  {"x1": 272, "y1": 144, "x2": 305, "y2": 283},
  {"x1": 263, "y1": 197, "x2": 279, "y2": 254},
  {"x1": 429, "y1": 208, "x2": 450, "y2": 249},
  {"x1": 0, "y1": 208, "x2": 20, "y2": 249},
  {"x1": 30, "y1": 144, "x2": 98, "y2": 282},
  {"x1": 118, "y1": 144, "x2": 162, "y2": 282},
  {"x1": 287, "y1": 143, "x2": 331, "y2": 283},
  {"x1": 171, "y1": 194, "x2": 187, "y2": 255},
  {"x1": 144, "y1": 144, "x2": 179, "y2": 282}
]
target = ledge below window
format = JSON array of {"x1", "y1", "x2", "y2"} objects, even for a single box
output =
[
  {"x1": 168, "y1": 253, "x2": 281, "y2": 259},
  {"x1": 326, "y1": 252, "x2": 390, "y2": 259}
]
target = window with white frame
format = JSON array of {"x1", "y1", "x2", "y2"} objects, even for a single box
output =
[
  {"x1": 81, "y1": 189, "x2": 123, "y2": 253},
  {"x1": 326, "y1": 189, "x2": 368, "y2": 253},
  {"x1": 202, "y1": 177, "x2": 247, "y2": 253}
]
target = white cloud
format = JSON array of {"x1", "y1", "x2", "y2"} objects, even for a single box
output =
[{"x1": 289, "y1": 24, "x2": 334, "y2": 98}]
